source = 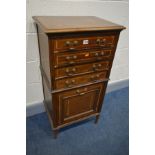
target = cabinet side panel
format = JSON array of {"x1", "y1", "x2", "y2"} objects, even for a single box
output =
[{"x1": 37, "y1": 24, "x2": 51, "y2": 88}]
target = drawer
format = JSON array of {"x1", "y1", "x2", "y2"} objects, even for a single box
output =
[
  {"x1": 54, "y1": 71, "x2": 108, "y2": 89},
  {"x1": 54, "y1": 61, "x2": 111, "y2": 80},
  {"x1": 53, "y1": 82, "x2": 107, "y2": 124},
  {"x1": 53, "y1": 49, "x2": 113, "y2": 68},
  {"x1": 53, "y1": 36, "x2": 115, "y2": 51}
]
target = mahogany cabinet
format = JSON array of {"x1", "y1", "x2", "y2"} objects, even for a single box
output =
[{"x1": 33, "y1": 16, "x2": 125, "y2": 138}]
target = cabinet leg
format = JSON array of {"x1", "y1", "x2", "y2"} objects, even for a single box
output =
[
  {"x1": 94, "y1": 115, "x2": 100, "y2": 124},
  {"x1": 53, "y1": 129, "x2": 59, "y2": 139}
]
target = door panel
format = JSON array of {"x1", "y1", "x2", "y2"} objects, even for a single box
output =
[{"x1": 54, "y1": 83, "x2": 107, "y2": 124}]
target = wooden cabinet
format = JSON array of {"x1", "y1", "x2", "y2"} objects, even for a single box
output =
[{"x1": 33, "y1": 16, "x2": 125, "y2": 138}]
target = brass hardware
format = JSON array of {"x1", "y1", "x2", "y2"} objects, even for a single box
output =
[
  {"x1": 67, "y1": 73, "x2": 73, "y2": 76},
  {"x1": 79, "y1": 92, "x2": 86, "y2": 95},
  {"x1": 102, "y1": 38, "x2": 106, "y2": 42},
  {"x1": 66, "y1": 68, "x2": 69, "y2": 73},
  {"x1": 84, "y1": 53, "x2": 89, "y2": 57},
  {"x1": 91, "y1": 75, "x2": 94, "y2": 80},
  {"x1": 76, "y1": 88, "x2": 87, "y2": 95},
  {"x1": 72, "y1": 68, "x2": 76, "y2": 72},
  {"x1": 73, "y1": 40, "x2": 78, "y2": 46},
  {"x1": 65, "y1": 80, "x2": 72, "y2": 88},
  {"x1": 65, "y1": 80, "x2": 69, "y2": 84},
  {"x1": 98, "y1": 64, "x2": 102, "y2": 67},
  {"x1": 92, "y1": 64, "x2": 98, "y2": 71},
  {"x1": 66, "y1": 56, "x2": 70, "y2": 60},
  {"x1": 101, "y1": 51, "x2": 105, "y2": 56},
  {"x1": 96, "y1": 39, "x2": 101, "y2": 44},
  {"x1": 69, "y1": 47, "x2": 75, "y2": 50},
  {"x1": 95, "y1": 53, "x2": 99, "y2": 57},
  {"x1": 71, "y1": 79, "x2": 75, "y2": 83},
  {"x1": 69, "y1": 61, "x2": 75, "y2": 65},
  {"x1": 96, "y1": 74, "x2": 100, "y2": 78},
  {"x1": 73, "y1": 55, "x2": 77, "y2": 59},
  {"x1": 65, "y1": 41, "x2": 71, "y2": 46},
  {"x1": 76, "y1": 89, "x2": 80, "y2": 94},
  {"x1": 93, "y1": 64, "x2": 96, "y2": 68}
]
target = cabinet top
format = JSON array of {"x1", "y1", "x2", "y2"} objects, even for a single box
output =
[{"x1": 33, "y1": 16, "x2": 125, "y2": 33}]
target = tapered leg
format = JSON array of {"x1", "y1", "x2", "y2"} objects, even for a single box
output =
[
  {"x1": 53, "y1": 129, "x2": 59, "y2": 139},
  {"x1": 94, "y1": 115, "x2": 100, "y2": 124}
]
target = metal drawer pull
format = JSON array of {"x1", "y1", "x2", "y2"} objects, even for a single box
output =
[
  {"x1": 69, "y1": 61, "x2": 75, "y2": 65},
  {"x1": 73, "y1": 40, "x2": 79, "y2": 46},
  {"x1": 72, "y1": 68, "x2": 76, "y2": 72},
  {"x1": 65, "y1": 79, "x2": 76, "y2": 87},
  {"x1": 71, "y1": 79, "x2": 75, "y2": 83},
  {"x1": 95, "y1": 52, "x2": 99, "y2": 57},
  {"x1": 90, "y1": 75, "x2": 100, "y2": 81},
  {"x1": 66, "y1": 56, "x2": 71, "y2": 60},
  {"x1": 79, "y1": 92, "x2": 86, "y2": 95},
  {"x1": 76, "y1": 88, "x2": 87, "y2": 95},
  {"x1": 96, "y1": 39, "x2": 101, "y2": 44},
  {"x1": 73, "y1": 55, "x2": 77, "y2": 59},
  {"x1": 69, "y1": 47, "x2": 75, "y2": 50},
  {"x1": 92, "y1": 64, "x2": 103, "y2": 71},
  {"x1": 98, "y1": 64, "x2": 102, "y2": 67},
  {"x1": 65, "y1": 68, "x2": 77, "y2": 76},
  {"x1": 65, "y1": 41, "x2": 71, "y2": 46},
  {"x1": 65, "y1": 68, "x2": 69, "y2": 73},
  {"x1": 65, "y1": 69, "x2": 73, "y2": 76},
  {"x1": 66, "y1": 55, "x2": 77, "y2": 61},
  {"x1": 102, "y1": 38, "x2": 106, "y2": 42},
  {"x1": 101, "y1": 51, "x2": 105, "y2": 56}
]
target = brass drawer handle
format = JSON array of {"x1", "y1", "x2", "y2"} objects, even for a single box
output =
[
  {"x1": 92, "y1": 64, "x2": 103, "y2": 71},
  {"x1": 102, "y1": 38, "x2": 106, "y2": 43},
  {"x1": 98, "y1": 64, "x2": 102, "y2": 67},
  {"x1": 92, "y1": 66, "x2": 98, "y2": 71},
  {"x1": 65, "y1": 69, "x2": 73, "y2": 76},
  {"x1": 69, "y1": 61, "x2": 75, "y2": 65},
  {"x1": 65, "y1": 68, "x2": 77, "y2": 76},
  {"x1": 73, "y1": 55, "x2": 77, "y2": 59},
  {"x1": 72, "y1": 67, "x2": 76, "y2": 72},
  {"x1": 94, "y1": 52, "x2": 99, "y2": 57},
  {"x1": 69, "y1": 47, "x2": 75, "y2": 50},
  {"x1": 79, "y1": 92, "x2": 86, "y2": 95},
  {"x1": 73, "y1": 40, "x2": 79, "y2": 46},
  {"x1": 71, "y1": 79, "x2": 75, "y2": 83},
  {"x1": 101, "y1": 51, "x2": 105, "y2": 56},
  {"x1": 65, "y1": 80, "x2": 71, "y2": 88},
  {"x1": 96, "y1": 39, "x2": 101, "y2": 44},
  {"x1": 66, "y1": 56, "x2": 77, "y2": 61},
  {"x1": 76, "y1": 88, "x2": 87, "y2": 95},
  {"x1": 65, "y1": 79, "x2": 76, "y2": 87},
  {"x1": 65, "y1": 41, "x2": 71, "y2": 46},
  {"x1": 66, "y1": 56, "x2": 71, "y2": 60},
  {"x1": 90, "y1": 74, "x2": 100, "y2": 81}
]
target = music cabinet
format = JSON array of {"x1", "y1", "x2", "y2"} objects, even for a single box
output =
[{"x1": 33, "y1": 16, "x2": 125, "y2": 138}]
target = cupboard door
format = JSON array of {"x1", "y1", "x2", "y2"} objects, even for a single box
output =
[{"x1": 54, "y1": 83, "x2": 106, "y2": 125}]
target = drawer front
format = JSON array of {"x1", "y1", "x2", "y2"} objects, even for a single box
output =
[
  {"x1": 53, "y1": 36, "x2": 115, "y2": 51},
  {"x1": 53, "y1": 49, "x2": 113, "y2": 68},
  {"x1": 53, "y1": 83, "x2": 106, "y2": 124},
  {"x1": 55, "y1": 61, "x2": 111, "y2": 79},
  {"x1": 54, "y1": 71, "x2": 108, "y2": 89}
]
